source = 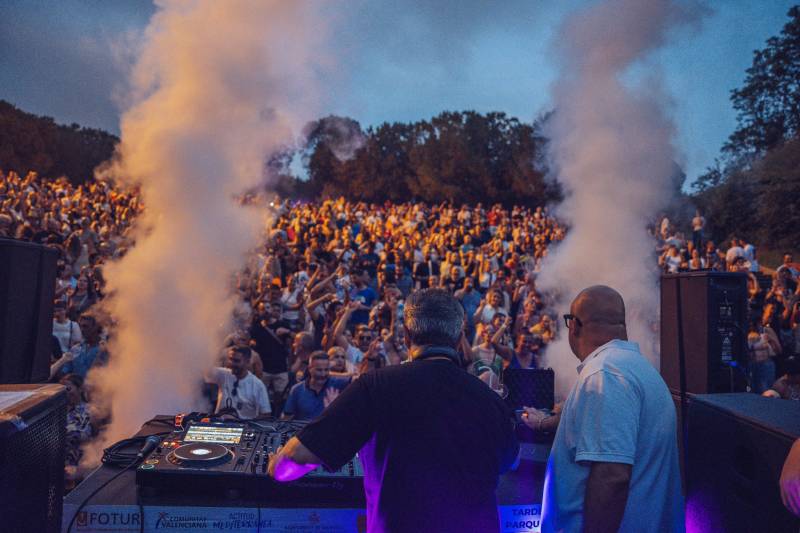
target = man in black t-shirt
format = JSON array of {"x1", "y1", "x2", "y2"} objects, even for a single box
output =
[
  {"x1": 267, "y1": 289, "x2": 518, "y2": 533},
  {"x1": 249, "y1": 301, "x2": 291, "y2": 402}
]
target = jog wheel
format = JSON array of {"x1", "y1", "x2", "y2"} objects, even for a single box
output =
[{"x1": 168, "y1": 442, "x2": 233, "y2": 467}]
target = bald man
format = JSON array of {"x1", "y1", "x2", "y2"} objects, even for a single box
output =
[{"x1": 532, "y1": 286, "x2": 684, "y2": 533}]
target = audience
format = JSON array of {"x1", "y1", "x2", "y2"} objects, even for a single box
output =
[{"x1": 2, "y1": 168, "x2": 799, "y2": 494}]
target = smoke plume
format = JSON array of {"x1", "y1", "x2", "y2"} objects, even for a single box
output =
[
  {"x1": 538, "y1": 0, "x2": 706, "y2": 398},
  {"x1": 86, "y1": 0, "x2": 329, "y2": 460}
]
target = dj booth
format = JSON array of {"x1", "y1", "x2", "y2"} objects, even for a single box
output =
[{"x1": 62, "y1": 416, "x2": 549, "y2": 533}]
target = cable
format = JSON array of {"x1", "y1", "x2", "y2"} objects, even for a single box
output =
[
  {"x1": 66, "y1": 459, "x2": 138, "y2": 533},
  {"x1": 101, "y1": 432, "x2": 171, "y2": 467},
  {"x1": 66, "y1": 431, "x2": 169, "y2": 533}
]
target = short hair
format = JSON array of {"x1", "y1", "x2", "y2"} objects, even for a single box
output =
[
  {"x1": 309, "y1": 350, "x2": 329, "y2": 364},
  {"x1": 404, "y1": 288, "x2": 464, "y2": 348},
  {"x1": 296, "y1": 332, "x2": 315, "y2": 352},
  {"x1": 229, "y1": 344, "x2": 251, "y2": 359},
  {"x1": 60, "y1": 373, "x2": 84, "y2": 389}
]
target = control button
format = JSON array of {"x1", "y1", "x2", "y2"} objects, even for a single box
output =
[
  {"x1": 144, "y1": 459, "x2": 159, "y2": 465},
  {"x1": 140, "y1": 464, "x2": 155, "y2": 470}
]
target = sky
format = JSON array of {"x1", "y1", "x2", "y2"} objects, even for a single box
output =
[{"x1": 0, "y1": 0, "x2": 796, "y2": 187}]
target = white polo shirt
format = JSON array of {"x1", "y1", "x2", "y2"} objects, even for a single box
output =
[{"x1": 542, "y1": 340, "x2": 684, "y2": 533}]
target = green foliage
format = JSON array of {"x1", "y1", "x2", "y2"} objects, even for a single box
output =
[
  {"x1": 692, "y1": 7, "x2": 800, "y2": 251},
  {"x1": 724, "y1": 6, "x2": 800, "y2": 158},
  {"x1": 295, "y1": 111, "x2": 557, "y2": 207},
  {"x1": 694, "y1": 138, "x2": 800, "y2": 249},
  {"x1": 0, "y1": 100, "x2": 118, "y2": 184}
]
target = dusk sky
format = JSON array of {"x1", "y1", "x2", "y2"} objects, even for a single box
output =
[{"x1": 0, "y1": 1, "x2": 796, "y2": 186}]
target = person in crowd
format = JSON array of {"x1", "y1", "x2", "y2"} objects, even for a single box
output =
[
  {"x1": 777, "y1": 253, "x2": 799, "y2": 281},
  {"x1": 204, "y1": 344, "x2": 271, "y2": 419},
  {"x1": 49, "y1": 315, "x2": 106, "y2": 380},
  {"x1": 268, "y1": 289, "x2": 519, "y2": 533},
  {"x1": 523, "y1": 286, "x2": 684, "y2": 533},
  {"x1": 282, "y1": 351, "x2": 351, "y2": 420},
  {"x1": 454, "y1": 276, "x2": 482, "y2": 341},
  {"x1": 749, "y1": 319, "x2": 779, "y2": 393},
  {"x1": 52, "y1": 300, "x2": 83, "y2": 354},
  {"x1": 659, "y1": 244, "x2": 682, "y2": 273},
  {"x1": 66, "y1": 274, "x2": 98, "y2": 320},
  {"x1": 328, "y1": 346, "x2": 356, "y2": 376},
  {"x1": 688, "y1": 248, "x2": 706, "y2": 270},
  {"x1": 287, "y1": 331, "x2": 316, "y2": 386},
  {"x1": 349, "y1": 267, "x2": 378, "y2": 326},
  {"x1": 328, "y1": 301, "x2": 385, "y2": 367},
  {"x1": 725, "y1": 238, "x2": 746, "y2": 269},
  {"x1": 474, "y1": 288, "x2": 505, "y2": 326},
  {"x1": 249, "y1": 301, "x2": 291, "y2": 404},
  {"x1": 508, "y1": 333, "x2": 542, "y2": 369},
  {"x1": 763, "y1": 356, "x2": 800, "y2": 400},
  {"x1": 60, "y1": 373, "x2": 93, "y2": 489},
  {"x1": 691, "y1": 209, "x2": 705, "y2": 251}
]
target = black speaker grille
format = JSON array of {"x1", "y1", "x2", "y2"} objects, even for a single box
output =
[{"x1": 0, "y1": 396, "x2": 66, "y2": 532}]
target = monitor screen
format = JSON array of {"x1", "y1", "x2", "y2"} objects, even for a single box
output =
[{"x1": 183, "y1": 424, "x2": 244, "y2": 444}]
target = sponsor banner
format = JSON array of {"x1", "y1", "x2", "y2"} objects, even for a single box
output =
[
  {"x1": 499, "y1": 504, "x2": 542, "y2": 533},
  {"x1": 63, "y1": 505, "x2": 142, "y2": 532},
  {"x1": 63, "y1": 505, "x2": 367, "y2": 533},
  {"x1": 64, "y1": 503, "x2": 540, "y2": 532}
]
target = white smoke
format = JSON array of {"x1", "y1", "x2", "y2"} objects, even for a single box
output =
[
  {"x1": 85, "y1": 0, "x2": 329, "y2": 461},
  {"x1": 538, "y1": 0, "x2": 706, "y2": 399}
]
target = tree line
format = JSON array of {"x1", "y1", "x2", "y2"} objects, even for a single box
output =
[
  {"x1": 272, "y1": 111, "x2": 560, "y2": 208},
  {"x1": 692, "y1": 6, "x2": 800, "y2": 251},
  {"x1": 0, "y1": 100, "x2": 117, "y2": 183},
  {"x1": 2, "y1": 6, "x2": 798, "y2": 250}
]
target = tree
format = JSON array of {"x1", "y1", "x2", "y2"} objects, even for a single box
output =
[
  {"x1": 724, "y1": 6, "x2": 800, "y2": 159},
  {"x1": 750, "y1": 137, "x2": 800, "y2": 249},
  {"x1": 0, "y1": 100, "x2": 117, "y2": 183}
]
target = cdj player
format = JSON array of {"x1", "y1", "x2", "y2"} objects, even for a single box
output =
[{"x1": 136, "y1": 420, "x2": 364, "y2": 506}]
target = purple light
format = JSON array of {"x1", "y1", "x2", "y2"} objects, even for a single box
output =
[{"x1": 685, "y1": 493, "x2": 715, "y2": 533}]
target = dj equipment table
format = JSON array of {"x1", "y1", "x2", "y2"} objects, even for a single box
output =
[{"x1": 63, "y1": 418, "x2": 548, "y2": 533}]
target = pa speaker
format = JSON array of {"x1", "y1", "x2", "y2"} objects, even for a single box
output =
[
  {"x1": 660, "y1": 272, "x2": 748, "y2": 394},
  {"x1": 686, "y1": 393, "x2": 800, "y2": 533},
  {"x1": 0, "y1": 238, "x2": 58, "y2": 383},
  {"x1": 0, "y1": 384, "x2": 67, "y2": 532}
]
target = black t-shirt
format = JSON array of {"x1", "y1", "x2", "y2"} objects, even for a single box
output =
[
  {"x1": 297, "y1": 358, "x2": 518, "y2": 533},
  {"x1": 249, "y1": 320, "x2": 289, "y2": 373},
  {"x1": 358, "y1": 252, "x2": 380, "y2": 278}
]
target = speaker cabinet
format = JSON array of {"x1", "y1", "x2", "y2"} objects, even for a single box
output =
[
  {"x1": 0, "y1": 238, "x2": 58, "y2": 383},
  {"x1": 686, "y1": 393, "x2": 800, "y2": 533},
  {"x1": 503, "y1": 368, "x2": 554, "y2": 410},
  {"x1": 0, "y1": 384, "x2": 67, "y2": 532},
  {"x1": 661, "y1": 272, "x2": 749, "y2": 394}
]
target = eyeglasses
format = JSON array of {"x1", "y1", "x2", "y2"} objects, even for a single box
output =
[{"x1": 563, "y1": 314, "x2": 583, "y2": 329}]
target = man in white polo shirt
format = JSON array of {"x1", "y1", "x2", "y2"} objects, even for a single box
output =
[{"x1": 525, "y1": 285, "x2": 683, "y2": 532}]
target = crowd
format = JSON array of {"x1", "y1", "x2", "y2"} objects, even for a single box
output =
[
  {"x1": 655, "y1": 211, "x2": 800, "y2": 394},
  {"x1": 2, "y1": 169, "x2": 799, "y2": 487}
]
